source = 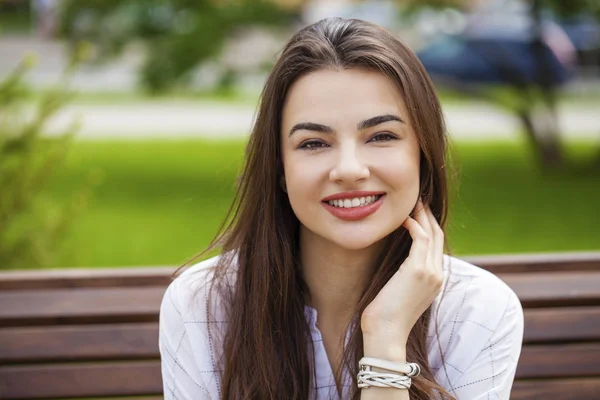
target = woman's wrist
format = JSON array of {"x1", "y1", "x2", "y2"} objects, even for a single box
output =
[{"x1": 363, "y1": 335, "x2": 407, "y2": 362}]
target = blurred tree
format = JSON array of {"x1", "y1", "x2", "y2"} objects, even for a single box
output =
[
  {"x1": 0, "y1": 53, "x2": 96, "y2": 269},
  {"x1": 403, "y1": 0, "x2": 600, "y2": 170},
  {"x1": 59, "y1": 0, "x2": 299, "y2": 93}
]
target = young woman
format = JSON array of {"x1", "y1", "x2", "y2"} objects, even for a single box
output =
[{"x1": 159, "y1": 17, "x2": 524, "y2": 400}]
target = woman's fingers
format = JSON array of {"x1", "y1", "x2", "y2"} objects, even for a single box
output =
[
  {"x1": 402, "y1": 216, "x2": 429, "y2": 263},
  {"x1": 412, "y1": 198, "x2": 435, "y2": 268},
  {"x1": 413, "y1": 199, "x2": 432, "y2": 236},
  {"x1": 424, "y1": 203, "x2": 444, "y2": 273}
]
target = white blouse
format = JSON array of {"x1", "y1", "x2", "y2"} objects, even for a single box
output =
[{"x1": 159, "y1": 254, "x2": 524, "y2": 399}]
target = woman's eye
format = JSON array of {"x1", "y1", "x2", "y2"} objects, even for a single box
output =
[
  {"x1": 368, "y1": 132, "x2": 398, "y2": 143},
  {"x1": 299, "y1": 140, "x2": 328, "y2": 150}
]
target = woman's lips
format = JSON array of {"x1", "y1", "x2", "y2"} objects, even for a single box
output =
[{"x1": 321, "y1": 194, "x2": 386, "y2": 221}]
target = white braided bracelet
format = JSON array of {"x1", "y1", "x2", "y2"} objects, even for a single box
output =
[
  {"x1": 358, "y1": 369, "x2": 412, "y2": 389},
  {"x1": 357, "y1": 357, "x2": 421, "y2": 390},
  {"x1": 359, "y1": 357, "x2": 421, "y2": 377}
]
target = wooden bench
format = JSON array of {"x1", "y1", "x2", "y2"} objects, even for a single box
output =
[{"x1": 1, "y1": 252, "x2": 599, "y2": 399}]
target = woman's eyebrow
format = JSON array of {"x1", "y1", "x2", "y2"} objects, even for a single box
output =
[
  {"x1": 358, "y1": 114, "x2": 404, "y2": 130},
  {"x1": 288, "y1": 122, "x2": 333, "y2": 137},
  {"x1": 288, "y1": 114, "x2": 404, "y2": 137}
]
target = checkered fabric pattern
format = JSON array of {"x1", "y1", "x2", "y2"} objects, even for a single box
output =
[{"x1": 159, "y1": 255, "x2": 524, "y2": 399}]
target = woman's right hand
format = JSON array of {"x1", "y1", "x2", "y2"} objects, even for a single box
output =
[{"x1": 361, "y1": 198, "x2": 445, "y2": 354}]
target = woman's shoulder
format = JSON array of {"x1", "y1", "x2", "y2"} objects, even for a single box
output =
[
  {"x1": 440, "y1": 254, "x2": 520, "y2": 303},
  {"x1": 436, "y1": 254, "x2": 523, "y2": 329},
  {"x1": 441, "y1": 253, "x2": 502, "y2": 280},
  {"x1": 171, "y1": 255, "x2": 220, "y2": 292},
  {"x1": 161, "y1": 254, "x2": 233, "y2": 321},
  {"x1": 428, "y1": 255, "x2": 524, "y2": 392},
  {"x1": 176, "y1": 255, "x2": 222, "y2": 288}
]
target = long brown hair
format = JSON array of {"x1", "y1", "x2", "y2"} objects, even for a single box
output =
[{"x1": 181, "y1": 17, "x2": 455, "y2": 400}]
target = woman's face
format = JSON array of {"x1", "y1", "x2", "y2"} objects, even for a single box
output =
[{"x1": 280, "y1": 68, "x2": 421, "y2": 250}]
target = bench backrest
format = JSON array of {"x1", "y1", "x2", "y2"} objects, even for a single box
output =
[
  {"x1": 1, "y1": 252, "x2": 599, "y2": 399},
  {"x1": 467, "y1": 253, "x2": 600, "y2": 399}
]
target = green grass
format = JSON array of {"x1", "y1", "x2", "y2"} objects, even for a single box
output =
[
  {"x1": 446, "y1": 141, "x2": 600, "y2": 255},
  {"x1": 43, "y1": 140, "x2": 245, "y2": 268},
  {"x1": 38, "y1": 139, "x2": 600, "y2": 268}
]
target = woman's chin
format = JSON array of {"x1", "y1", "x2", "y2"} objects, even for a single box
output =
[
  {"x1": 300, "y1": 222, "x2": 399, "y2": 252},
  {"x1": 328, "y1": 234, "x2": 384, "y2": 251}
]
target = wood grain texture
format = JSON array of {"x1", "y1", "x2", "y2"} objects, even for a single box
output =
[
  {"x1": 0, "y1": 361, "x2": 162, "y2": 399},
  {"x1": 0, "y1": 287, "x2": 165, "y2": 327},
  {"x1": 0, "y1": 267, "x2": 176, "y2": 291},
  {"x1": 517, "y1": 343, "x2": 600, "y2": 378},
  {"x1": 523, "y1": 306, "x2": 600, "y2": 343},
  {"x1": 0, "y1": 323, "x2": 159, "y2": 363},
  {"x1": 511, "y1": 378, "x2": 600, "y2": 399},
  {"x1": 498, "y1": 271, "x2": 600, "y2": 307},
  {"x1": 465, "y1": 252, "x2": 600, "y2": 274}
]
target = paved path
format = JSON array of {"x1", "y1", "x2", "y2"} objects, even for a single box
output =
[
  {"x1": 43, "y1": 101, "x2": 600, "y2": 142},
  {"x1": 0, "y1": 36, "x2": 142, "y2": 91}
]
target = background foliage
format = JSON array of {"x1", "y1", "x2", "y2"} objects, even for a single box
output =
[
  {"x1": 405, "y1": 0, "x2": 600, "y2": 169},
  {"x1": 59, "y1": 0, "x2": 297, "y2": 93},
  {"x1": 0, "y1": 57, "x2": 94, "y2": 269}
]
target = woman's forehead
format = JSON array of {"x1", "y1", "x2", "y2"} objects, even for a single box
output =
[{"x1": 281, "y1": 68, "x2": 408, "y2": 129}]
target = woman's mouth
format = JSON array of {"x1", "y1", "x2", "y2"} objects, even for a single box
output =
[
  {"x1": 324, "y1": 195, "x2": 382, "y2": 208},
  {"x1": 321, "y1": 194, "x2": 386, "y2": 221}
]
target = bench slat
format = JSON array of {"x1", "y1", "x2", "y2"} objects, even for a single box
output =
[
  {"x1": 517, "y1": 343, "x2": 600, "y2": 379},
  {"x1": 2, "y1": 272, "x2": 599, "y2": 328},
  {"x1": 0, "y1": 361, "x2": 162, "y2": 399},
  {"x1": 0, "y1": 268, "x2": 175, "y2": 291},
  {"x1": 466, "y1": 252, "x2": 600, "y2": 274},
  {"x1": 524, "y1": 306, "x2": 600, "y2": 343},
  {"x1": 3, "y1": 360, "x2": 599, "y2": 399},
  {"x1": 0, "y1": 323, "x2": 159, "y2": 363},
  {"x1": 498, "y1": 271, "x2": 600, "y2": 307},
  {"x1": 512, "y1": 378, "x2": 600, "y2": 399},
  {"x1": 0, "y1": 287, "x2": 165, "y2": 327},
  {"x1": 3, "y1": 306, "x2": 598, "y2": 364}
]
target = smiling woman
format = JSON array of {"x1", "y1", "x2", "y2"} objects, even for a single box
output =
[{"x1": 158, "y1": 17, "x2": 524, "y2": 400}]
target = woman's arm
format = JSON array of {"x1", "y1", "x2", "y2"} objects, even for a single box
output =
[{"x1": 360, "y1": 199, "x2": 444, "y2": 400}]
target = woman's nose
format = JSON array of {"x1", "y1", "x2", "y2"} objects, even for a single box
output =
[{"x1": 329, "y1": 143, "x2": 370, "y2": 183}]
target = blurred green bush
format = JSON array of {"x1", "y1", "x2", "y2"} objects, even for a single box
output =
[{"x1": 0, "y1": 57, "x2": 95, "y2": 269}]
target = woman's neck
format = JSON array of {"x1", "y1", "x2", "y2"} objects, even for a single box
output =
[{"x1": 300, "y1": 227, "x2": 383, "y2": 328}]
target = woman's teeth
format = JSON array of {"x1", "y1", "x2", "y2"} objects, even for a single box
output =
[{"x1": 326, "y1": 195, "x2": 381, "y2": 208}]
